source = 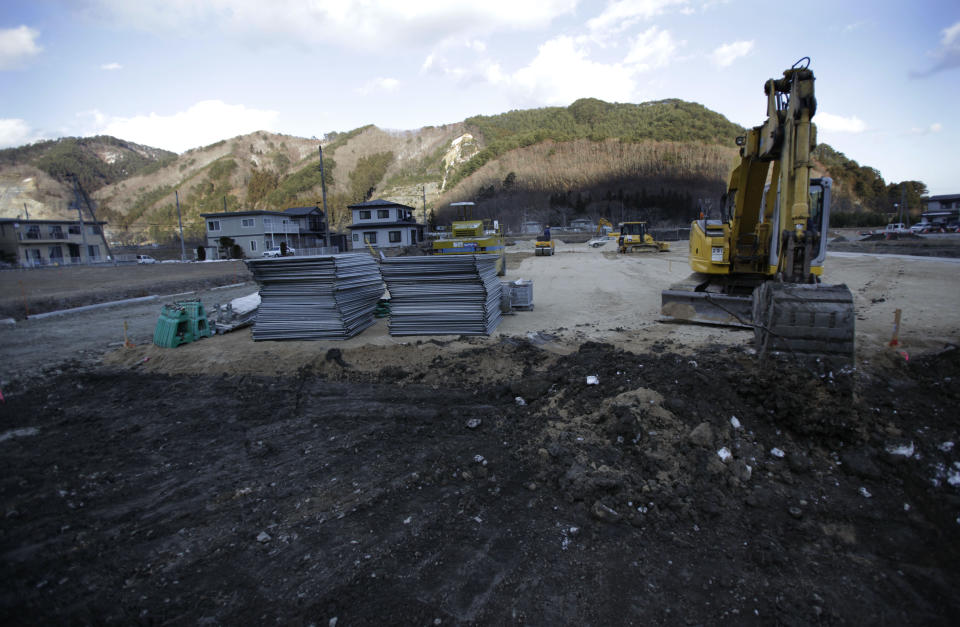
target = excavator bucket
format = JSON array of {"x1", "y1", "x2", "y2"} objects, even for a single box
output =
[{"x1": 753, "y1": 282, "x2": 855, "y2": 363}]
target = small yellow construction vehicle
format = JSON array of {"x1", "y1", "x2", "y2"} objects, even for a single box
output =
[
  {"x1": 431, "y1": 202, "x2": 506, "y2": 275},
  {"x1": 535, "y1": 226, "x2": 555, "y2": 256},
  {"x1": 617, "y1": 221, "x2": 669, "y2": 253}
]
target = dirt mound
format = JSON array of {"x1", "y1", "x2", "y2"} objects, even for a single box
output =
[{"x1": 2, "y1": 341, "x2": 959, "y2": 624}]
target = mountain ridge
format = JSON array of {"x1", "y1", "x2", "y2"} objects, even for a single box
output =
[{"x1": 0, "y1": 99, "x2": 921, "y2": 242}]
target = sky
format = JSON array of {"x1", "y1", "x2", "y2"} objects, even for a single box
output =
[{"x1": 0, "y1": 0, "x2": 958, "y2": 194}]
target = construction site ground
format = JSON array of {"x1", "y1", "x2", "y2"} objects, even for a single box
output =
[{"x1": 1, "y1": 231, "x2": 959, "y2": 624}]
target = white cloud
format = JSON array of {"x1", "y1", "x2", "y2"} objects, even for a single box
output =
[
  {"x1": 85, "y1": 0, "x2": 577, "y2": 49},
  {"x1": 587, "y1": 0, "x2": 688, "y2": 39},
  {"x1": 0, "y1": 118, "x2": 37, "y2": 148},
  {"x1": 83, "y1": 100, "x2": 280, "y2": 152},
  {"x1": 500, "y1": 36, "x2": 637, "y2": 105},
  {"x1": 624, "y1": 27, "x2": 679, "y2": 71},
  {"x1": 709, "y1": 40, "x2": 753, "y2": 67},
  {"x1": 910, "y1": 122, "x2": 943, "y2": 135},
  {"x1": 100, "y1": 62, "x2": 123, "y2": 71},
  {"x1": 913, "y1": 20, "x2": 960, "y2": 76},
  {"x1": 816, "y1": 112, "x2": 867, "y2": 134},
  {"x1": 0, "y1": 25, "x2": 43, "y2": 70},
  {"x1": 356, "y1": 77, "x2": 400, "y2": 95}
]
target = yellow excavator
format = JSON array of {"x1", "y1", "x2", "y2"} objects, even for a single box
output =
[
  {"x1": 618, "y1": 221, "x2": 669, "y2": 253},
  {"x1": 660, "y1": 58, "x2": 855, "y2": 362}
]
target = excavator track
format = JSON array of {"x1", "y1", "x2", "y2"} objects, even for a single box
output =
[{"x1": 752, "y1": 282, "x2": 855, "y2": 363}]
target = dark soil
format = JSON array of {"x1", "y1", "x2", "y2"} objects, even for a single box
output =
[{"x1": 2, "y1": 341, "x2": 959, "y2": 624}]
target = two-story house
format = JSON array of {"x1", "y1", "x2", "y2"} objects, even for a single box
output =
[
  {"x1": 347, "y1": 199, "x2": 424, "y2": 250},
  {"x1": 922, "y1": 194, "x2": 960, "y2": 226},
  {"x1": 282, "y1": 206, "x2": 328, "y2": 248},
  {"x1": 202, "y1": 210, "x2": 300, "y2": 257},
  {"x1": 0, "y1": 218, "x2": 109, "y2": 267}
]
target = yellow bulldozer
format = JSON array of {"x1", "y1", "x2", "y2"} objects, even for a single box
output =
[{"x1": 617, "y1": 221, "x2": 669, "y2": 253}]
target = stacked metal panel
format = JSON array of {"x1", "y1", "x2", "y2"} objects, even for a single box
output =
[
  {"x1": 381, "y1": 254, "x2": 503, "y2": 336},
  {"x1": 245, "y1": 254, "x2": 384, "y2": 340}
]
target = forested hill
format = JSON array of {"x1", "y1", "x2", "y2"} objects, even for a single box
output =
[
  {"x1": 447, "y1": 98, "x2": 745, "y2": 189},
  {"x1": 0, "y1": 136, "x2": 177, "y2": 193},
  {"x1": 0, "y1": 97, "x2": 925, "y2": 243}
]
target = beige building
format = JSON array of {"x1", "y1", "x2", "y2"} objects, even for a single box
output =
[{"x1": 0, "y1": 218, "x2": 110, "y2": 267}]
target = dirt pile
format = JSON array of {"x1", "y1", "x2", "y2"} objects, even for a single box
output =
[{"x1": 2, "y1": 340, "x2": 958, "y2": 624}]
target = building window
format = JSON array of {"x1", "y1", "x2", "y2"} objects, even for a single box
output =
[
  {"x1": 378, "y1": 209, "x2": 390, "y2": 219},
  {"x1": 68, "y1": 224, "x2": 81, "y2": 234},
  {"x1": 250, "y1": 239, "x2": 258, "y2": 251},
  {"x1": 389, "y1": 230, "x2": 401, "y2": 243},
  {"x1": 241, "y1": 218, "x2": 255, "y2": 228},
  {"x1": 88, "y1": 225, "x2": 101, "y2": 235},
  {"x1": 263, "y1": 217, "x2": 272, "y2": 227},
  {"x1": 87, "y1": 245, "x2": 100, "y2": 260},
  {"x1": 49, "y1": 246, "x2": 64, "y2": 261},
  {"x1": 49, "y1": 225, "x2": 65, "y2": 238},
  {"x1": 363, "y1": 232, "x2": 377, "y2": 244},
  {"x1": 360, "y1": 210, "x2": 371, "y2": 220},
  {"x1": 352, "y1": 233, "x2": 359, "y2": 241},
  {"x1": 208, "y1": 220, "x2": 221, "y2": 231},
  {"x1": 26, "y1": 225, "x2": 40, "y2": 239}
]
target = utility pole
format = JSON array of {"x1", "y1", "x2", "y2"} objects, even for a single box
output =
[
  {"x1": 422, "y1": 185, "x2": 427, "y2": 224},
  {"x1": 318, "y1": 144, "x2": 330, "y2": 248},
  {"x1": 223, "y1": 196, "x2": 227, "y2": 213},
  {"x1": 901, "y1": 186, "x2": 907, "y2": 226},
  {"x1": 175, "y1": 190, "x2": 186, "y2": 262},
  {"x1": 23, "y1": 203, "x2": 30, "y2": 221}
]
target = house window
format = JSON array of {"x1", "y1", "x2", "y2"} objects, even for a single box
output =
[
  {"x1": 263, "y1": 217, "x2": 272, "y2": 227},
  {"x1": 88, "y1": 225, "x2": 101, "y2": 235},
  {"x1": 207, "y1": 220, "x2": 221, "y2": 231},
  {"x1": 352, "y1": 233, "x2": 359, "y2": 241},
  {"x1": 49, "y1": 246, "x2": 64, "y2": 261},
  {"x1": 26, "y1": 225, "x2": 40, "y2": 239},
  {"x1": 363, "y1": 232, "x2": 377, "y2": 244},
  {"x1": 389, "y1": 231, "x2": 401, "y2": 243},
  {"x1": 68, "y1": 224, "x2": 81, "y2": 234},
  {"x1": 241, "y1": 218, "x2": 255, "y2": 228},
  {"x1": 378, "y1": 209, "x2": 390, "y2": 219},
  {"x1": 49, "y1": 225, "x2": 65, "y2": 238},
  {"x1": 87, "y1": 245, "x2": 100, "y2": 260},
  {"x1": 250, "y1": 240, "x2": 258, "y2": 251},
  {"x1": 360, "y1": 210, "x2": 371, "y2": 219}
]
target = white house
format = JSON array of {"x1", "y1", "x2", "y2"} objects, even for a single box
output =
[{"x1": 347, "y1": 199, "x2": 425, "y2": 250}]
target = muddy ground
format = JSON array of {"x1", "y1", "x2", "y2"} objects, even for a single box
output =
[
  {"x1": 2, "y1": 341, "x2": 959, "y2": 624},
  {"x1": 1, "y1": 235, "x2": 959, "y2": 624}
]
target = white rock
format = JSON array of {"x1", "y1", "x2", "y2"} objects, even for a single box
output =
[
  {"x1": 939, "y1": 441, "x2": 954, "y2": 452},
  {"x1": 730, "y1": 416, "x2": 742, "y2": 430},
  {"x1": 586, "y1": 375, "x2": 599, "y2": 385},
  {"x1": 256, "y1": 531, "x2": 271, "y2": 543},
  {"x1": 885, "y1": 442, "x2": 915, "y2": 457},
  {"x1": 859, "y1": 487, "x2": 872, "y2": 498},
  {"x1": 514, "y1": 397, "x2": 526, "y2": 406},
  {"x1": 717, "y1": 447, "x2": 733, "y2": 462},
  {"x1": 770, "y1": 447, "x2": 785, "y2": 458},
  {"x1": 466, "y1": 418, "x2": 481, "y2": 429}
]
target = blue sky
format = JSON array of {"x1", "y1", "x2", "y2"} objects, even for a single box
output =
[{"x1": 1, "y1": 0, "x2": 957, "y2": 194}]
